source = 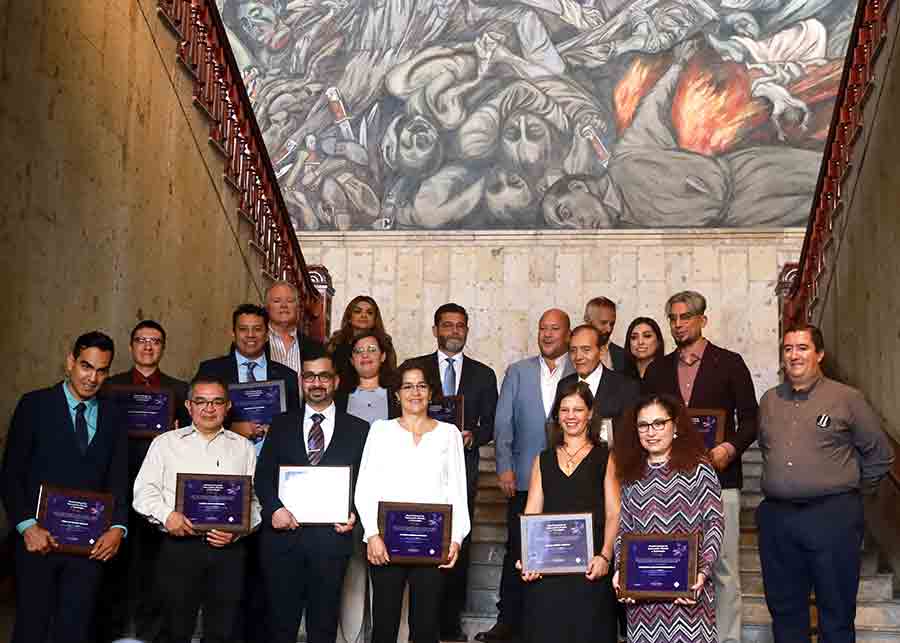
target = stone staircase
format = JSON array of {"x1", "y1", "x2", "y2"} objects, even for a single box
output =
[{"x1": 462, "y1": 444, "x2": 900, "y2": 642}]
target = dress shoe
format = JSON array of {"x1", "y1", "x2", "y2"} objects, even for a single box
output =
[{"x1": 474, "y1": 622, "x2": 517, "y2": 642}]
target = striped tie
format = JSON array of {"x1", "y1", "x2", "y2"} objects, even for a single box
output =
[{"x1": 308, "y1": 413, "x2": 325, "y2": 465}]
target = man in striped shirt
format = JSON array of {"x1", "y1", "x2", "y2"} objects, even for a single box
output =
[{"x1": 265, "y1": 280, "x2": 322, "y2": 383}]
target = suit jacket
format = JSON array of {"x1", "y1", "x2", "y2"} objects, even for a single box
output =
[
  {"x1": 254, "y1": 405, "x2": 369, "y2": 558},
  {"x1": 1, "y1": 383, "x2": 129, "y2": 530},
  {"x1": 557, "y1": 368, "x2": 640, "y2": 446},
  {"x1": 642, "y1": 341, "x2": 759, "y2": 489},
  {"x1": 102, "y1": 369, "x2": 190, "y2": 485},
  {"x1": 195, "y1": 351, "x2": 301, "y2": 413},
  {"x1": 608, "y1": 342, "x2": 627, "y2": 373},
  {"x1": 495, "y1": 356, "x2": 575, "y2": 491}
]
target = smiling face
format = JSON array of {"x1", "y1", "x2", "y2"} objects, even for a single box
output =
[
  {"x1": 538, "y1": 309, "x2": 570, "y2": 360},
  {"x1": 187, "y1": 381, "x2": 232, "y2": 434},
  {"x1": 266, "y1": 283, "x2": 299, "y2": 328},
  {"x1": 131, "y1": 328, "x2": 164, "y2": 371},
  {"x1": 668, "y1": 302, "x2": 706, "y2": 348},
  {"x1": 569, "y1": 327, "x2": 603, "y2": 378},
  {"x1": 557, "y1": 393, "x2": 592, "y2": 440},
  {"x1": 351, "y1": 335, "x2": 385, "y2": 380},
  {"x1": 636, "y1": 402, "x2": 675, "y2": 461},
  {"x1": 629, "y1": 323, "x2": 659, "y2": 361},
  {"x1": 301, "y1": 357, "x2": 338, "y2": 407},
  {"x1": 65, "y1": 347, "x2": 113, "y2": 400},
  {"x1": 397, "y1": 368, "x2": 431, "y2": 415},
  {"x1": 234, "y1": 313, "x2": 267, "y2": 359},
  {"x1": 782, "y1": 330, "x2": 824, "y2": 387}
]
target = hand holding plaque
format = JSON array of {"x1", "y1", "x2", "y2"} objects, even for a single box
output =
[
  {"x1": 520, "y1": 512, "x2": 594, "y2": 575},
  {"x1": 36, "y1": 485, "x2": 114, "y2": 556},
  {"x1": 175, "y1": 473, "x2": 252, "y2": 533},
  {"x1": 618, "y1": 532, "x2": 699, "y2": 600},
  {"x1": 377, "y1": 502, "x2": 452, "y2": 565},
  {"x1": 427, "y1": 395, "x2": 464, "y2": 431},
  {"x1": 688, "y1": 409, "x2": 726, "y2": 451},
  {"x1": 278, "y1": 466, "x2": 352, "y2": 524}
]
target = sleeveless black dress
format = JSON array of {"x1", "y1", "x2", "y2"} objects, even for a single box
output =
[{"x1": 522, "y1": 446, "x2": 618, "y2": 643}]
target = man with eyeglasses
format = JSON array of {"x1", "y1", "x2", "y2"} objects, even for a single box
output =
[
  {"x1": 133, "y1": 374, "x2": 262, "y2": 643},
  {"x1": 403, "y1": 302, "x2": 498, "y2": 642},
  {"x1": 255, "y1": 349, "x2": 368, "y2": 643},
  {"x1": 97, "y1": 320, "x2": 190, "y2": 642},
  {"x1": 642, "y1": 290, "x2": 759, "y2": 643}
]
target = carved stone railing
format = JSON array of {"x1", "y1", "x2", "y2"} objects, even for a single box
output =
[
  {"x1": 781, "y1": 0, "x2": 896, "y2": 326},
  {"x1": 156, "y1": 0, "x2": 332, "y2": 340}
]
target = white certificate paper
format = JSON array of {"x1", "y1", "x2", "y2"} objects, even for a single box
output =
[{"x1": 278, "y1": 465, "x2": 352, "y2": 524}]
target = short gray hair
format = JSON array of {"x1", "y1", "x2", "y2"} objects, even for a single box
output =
[
  {"x1": 665, "y1": 291, "x2": 707, "y2": 317},
  {"x1": 264, "y1": 279, "x2": 300, "y2": 304}
]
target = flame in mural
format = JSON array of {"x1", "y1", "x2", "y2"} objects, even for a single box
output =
[
  {"x1": 672, "y1": 58, "x2": 759, "y2": 156},
  {"x1": 614, "y1": 56, "x2": 669, "y2": 133}
]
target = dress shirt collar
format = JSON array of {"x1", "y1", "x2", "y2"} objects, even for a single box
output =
[
  {"x1": 269, "y1": 324, "x2": 298, "y2": 340},
  {"x1": 579, "y1": 363, "x2": 604, "y2": 395},
  {"x1": 131, "y1": 368, "x2": 162, "y2": 387},
  {"x1": 235, "y1": 350, "x2": 267, "y2": 374},
  {"x1": 540, "y1": 353, "x2": 569, "y2": 376},
  {"x1": 780, "y1": 375, "x2": 824, "y2": 401},
  {"x1": 304, "y1": 402, "x2": 336, "y2": 423},
  {"x1": 63, "y1": 380, "x2": 98, "y2": 411},
  {"x1": 175, "y1": 424, "x2": 236, "y2": 442},
  {"x1": 678, "y1": 338, "x2": 708, "y2": 366},
  {"x1": 437, "y1": 350, "x2": 463, "y2": 367}
]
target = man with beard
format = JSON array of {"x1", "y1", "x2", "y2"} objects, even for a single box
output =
[
  {"x1": 255, "y1": 349, "x2": 368, "y2": 643},
  {"x1": 476, "y1": 309, "x2": 574, "y2": 642},
  {"x1": 583, "y1": 297, "x2": 627, "y2": 373},
  {"x1": 404, "y1": 303, "x2": 498, "y2": 641},
  {"x1": 556, "y1": 324, "x2": 639, "y2": 444},
  {"x1": 642, "y1": 290, "x2": 759, "y2": 643}
]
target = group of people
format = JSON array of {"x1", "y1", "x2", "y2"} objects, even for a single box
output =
[{"x1": 1, "y1": 283, "x2": 894, "y2": 643}]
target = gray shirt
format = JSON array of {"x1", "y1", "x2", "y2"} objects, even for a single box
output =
[
  {"x1": 758, "y1": 377, "x2": 894, "y2": 500},
  {"x1": 347, "y1": 387, "x2": 389, "y2": 425}
]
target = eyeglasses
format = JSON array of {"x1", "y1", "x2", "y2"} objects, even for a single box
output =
[
  {"x1": 134, "y1": 337, "x2": 163, "y2": 346},
  {"x1": 301, "y1": 372, "x2": 335, "y2": 383},
  {"x1": 399, "y1": 383, "x2": 429, "y2": 393},
  {"x1": 667, "y1": 312, "x2": 699, "y2": 323},
  {"x1": 636, "y1": 418, "x2": 673, "y2": 433},
  {"x1": 190, "y1": 398, "x2": 228, "y2": 408},
  {"x1": 352, "y1": 345, "x2": 380, "y2": 355}
]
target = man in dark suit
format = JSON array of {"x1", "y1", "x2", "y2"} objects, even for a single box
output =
[
  {"x1": 642, "y1": 290, "x2": 758, "y2": 643},
  {"x1": 95, "y1": 320, "x2": 190, "y2": 642},
  {"x1": 196, "y1": 303, "x2": 301, "y2": 643},
  {"x1": 255, "y1": 349, "x2": 368, "y2": 643},
  {"x1": 404, "y1": 303, "x2": 499, "y2": 641},
  {"x1": 584, "y1": 296, "x2": 628, "y2": 372},
  {"x1": 558, "y1": 324, "x2": 640, "y2": 444},
  {"x1": 2, "y1": 331, "x2": 129, "y2": 643}
]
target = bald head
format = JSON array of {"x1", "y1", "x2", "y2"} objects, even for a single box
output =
[{"x1": 538, "y1": 309, "x2": 571, "y2": 360}]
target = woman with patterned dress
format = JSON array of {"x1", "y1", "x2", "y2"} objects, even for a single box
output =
[
  {"x1": 517, "y1": 380, "x2": 620, "y2": 643},
  {"x1": 612, "y1": 393, "x2": 724, "y2": 643}
]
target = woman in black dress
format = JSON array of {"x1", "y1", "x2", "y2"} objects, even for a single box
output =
[{"x1": 518, "y1": 380, "x2": 621, "y2": 643}]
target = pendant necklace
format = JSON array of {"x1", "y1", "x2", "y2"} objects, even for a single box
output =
[{"x1": 561, "y1": 441, "x2": 590, "y2": 472}]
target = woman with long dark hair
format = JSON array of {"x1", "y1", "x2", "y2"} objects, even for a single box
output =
[
  {"x1": 517, "y1": 379, "x2": 620, "y2": 643},
  {"x1": 612, "y1": 394, "x2": 724, "y2": 643},
  {"x1": 328, "y1": 296, "x2": 398, "y2": 391},
  {"x1": 334, "y1": 330, "x2": 400, "y2": 423},
  {"x1": 623, "y1": 317, "x2": 665, "y2": 379}
]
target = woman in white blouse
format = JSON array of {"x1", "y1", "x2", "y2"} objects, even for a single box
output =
[{"x1": 355, "y1": 363, "x2": 471, "y2": 643}]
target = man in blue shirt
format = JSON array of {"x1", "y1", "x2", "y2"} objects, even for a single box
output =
[{"x1": 2, "y1": 331, "x2": 128, "y2": 643}]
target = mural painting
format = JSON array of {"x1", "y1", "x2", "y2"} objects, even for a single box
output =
[{"x1": 219, "y1": 0, "x2": 851, "y2": 230}]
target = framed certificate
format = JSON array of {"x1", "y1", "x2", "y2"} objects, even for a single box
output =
[
  {"x1": 175, "y1": 473, "x2": 252, "y2": 533},
  {"x1": 688, "y1": 409, "x2": 727, "y2": 450},
  {"x1": 36, "y1": 485, "x2": 113, "y2": 556},
  {"x1": 228, "y1": 380, "x2": 287, "y2": 425},
  {"x1": 105, "y1": 384, "x2": 175, "y2": 439},
  {"x1": 378, "y1": 502, "x2": 452, "y2": 565},
  {"x1": 278, "y1": 465, "x2": 352, "y2": 524},
  {"x1": 619, "y1": 532, "x2": 700, "y2": 600},
  {"x1": 428, "y1": 395, "x2": 464, "y2": 431},
  {"x1": 520, "y1": 512, "x2": 594, "y2": 575}
]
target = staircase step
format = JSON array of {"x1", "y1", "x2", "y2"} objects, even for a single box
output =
[
  {"x1": 744, "y1": 594, "x2": 900, "y2": 629},
  {"x1": 743, "y1": 447, "x2": 762, "y2": 464},
  {"x1": 740, "y1": 546, "x2": 878, "y2": 575},
  {"x1": 474, "y1": 503, "x2": 508, "y2": 524},
  {"x1": 461, "y1": 614, "x2": 498, "y2": 640},
  {"x1": 742, "y1": 491, "x2": 764, "y2": 511},
  {"x1": 466, "y1": 587, "x2": 500, "y2": 616},
  {"x1": 472, "y1": 523, "x2": 507, "y2": 544},
  {"x1": 742, "y1": 622, "x2": 900, "y2": 642},
  {"x1": 744, "y1": 461, "x2": 763, "y2": 478},
  {"x1": 480, "y1": 445, "x2": 496, "y2": 461},
  {"x1": 741, "y1": 571, "x2": 894, "y2": 601},
  {"x1": 469, "y1": 561, "x2": 503, "y2": 589},
  {"x1": 744, "y1": 475, "x2": 761, "y2": 492},
  {"x1": 476, "y1": 487, "x2": 507, "y2": 504},
  {"x1": 479, "y1": 457, "x2": 496, "y2": 473},
  {"x1": 471, "y1": 541, "x2": 507, "y2": 564},
  {"x1": 479, "y1": 472, "x2": 498, "y2": 489},
  {"x1": 742, "y1": 507, "x2": 758, "y2": 529}
]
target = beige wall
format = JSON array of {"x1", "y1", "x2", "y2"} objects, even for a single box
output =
[
  {"x1": 299, "y1": 230, "x2": 804, "y2": 395},
  {"x1": 0, "y1": 1, "x2": 271, "y2": 434}
]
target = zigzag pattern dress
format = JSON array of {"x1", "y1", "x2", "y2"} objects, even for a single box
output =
[{"x1": 615, "y1": 461, "x2": 724, "y2": 643}]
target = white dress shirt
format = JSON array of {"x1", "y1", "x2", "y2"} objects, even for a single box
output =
[
  {"x1": 303, "y1": 402, "x2": 336, "y2": 453},
  {"x1": 540, "y1": 354, "x2": 570, "y2": 417},
  {"x1": 437, "y1": 350, "x2": 463, "y2": 395},
  {"x1": 355, "y1": 419, "x2": 470, "y2": 545},
  {"x1": 133, "y1": 425, "x2": 262, "y2": 530},
  {"x1": 579, "y1": 363, "x2": 604, "y2": 397}
]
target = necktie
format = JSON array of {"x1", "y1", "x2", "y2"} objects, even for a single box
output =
[
  {"x1": 443, "y1": 357, "x2": 456, "y2": 397},
  {"x1": 246, "y1": 361, "x2": 258, "y2": 382},
  {"x1": 308, "y1": 413, "x2": 325, "y2": 465},
  {"x1": 74, "y1": 402, "x2": 89, "y2": 454}
]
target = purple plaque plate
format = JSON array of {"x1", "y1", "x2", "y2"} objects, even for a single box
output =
[
  {"x1": 378, "y1": 502, "x2": 452, "y2": 565},
  {"x1": 620, "y1": 532, "x2": 699, "y2": 600},
  {"x1": 105, "y1": 385, "x2": 175, "y2": 439},
  {"x1": 175, "y1": 473, "x2": 252, "y2": 533},
  {"x1": 689, "y1": 409, "x2": 726, "y2": 451},
  {"x1": 37, "y1": 485, "x2": 113, "y2": 556},
  {"x1": 520, "y1": 512, "x2": 594, "y2": 575}
]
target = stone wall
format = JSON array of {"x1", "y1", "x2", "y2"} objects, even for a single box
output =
[
  {"x1": 299, "y1": 229, "x2": 804, "y2": 395},
  {"x1": 0, "y1": 1, "x2": 269, "y2": 434}
]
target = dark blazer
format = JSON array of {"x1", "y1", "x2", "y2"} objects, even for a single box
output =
[
  {"x1": 196, "y1": 351, "x2": 301, "y2": 411},
  {"x1": 102, "y1": 369, "x2": 190, "y2": 484},
  {"x1": 557, "y1": 368, "x2": 640, "y2": 444},
  {"x1": 254, "y1": 405, "x2": 369, "y2": 557},
  {"x1": 405, "y1": 352, "x2": 498, "y2": 448},
  {"x1": 334, "y1": 386, "x2": 401, "y2": 421},
  {"x1": 608, "y1": 342, "x2": 627, "y2": 373},
  {"x1": 2, "y1": 383, "x2": 129, "y2": 530},
  {"x1": 642, "y1": 341, "x2": 759, "y2": 489}
]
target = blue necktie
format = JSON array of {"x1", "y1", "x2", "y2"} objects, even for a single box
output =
[
  {"x1": 74, "y1": 402, "x2": 89, "y2": 454},
  {"x1": 246, "y1": 362, "x2": 258, "y2": 382},
  {"x1": 443, "y1": 358, "x2": 456, "y2": 397}
]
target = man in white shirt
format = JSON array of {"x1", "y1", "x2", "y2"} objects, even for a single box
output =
[
  {"x1": 133, "y1": 375, "x2": 262, "y2": 643},
  {"x1": 476, "y1": 309, "x2": 574, "y2": 642}
]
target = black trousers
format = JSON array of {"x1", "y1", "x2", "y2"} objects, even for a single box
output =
[
  {"x1": 12, "y1": 538, "x2": 104, "y2": 643},
  {"x1": 496, "y1": 491, "x2": 528, "y2": 631},
  {"x1": 441, "y1": 447, "x2": 479, "y2": 633},
  {"x1": 757, "y1": 492, "x2": 863, "y2": 643},
  {"x1": 234, "y1": 531, "x2": 268, "y2": 643},
  {"x1": 372, "y1": 564, "x2": 444, "y2": 643},
  {"x1": 260, "y1": 538, "x2": 351, "y2": 643},
  {"x1": 156, "y1": 535, "x2": 246, "y2": 643}
]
